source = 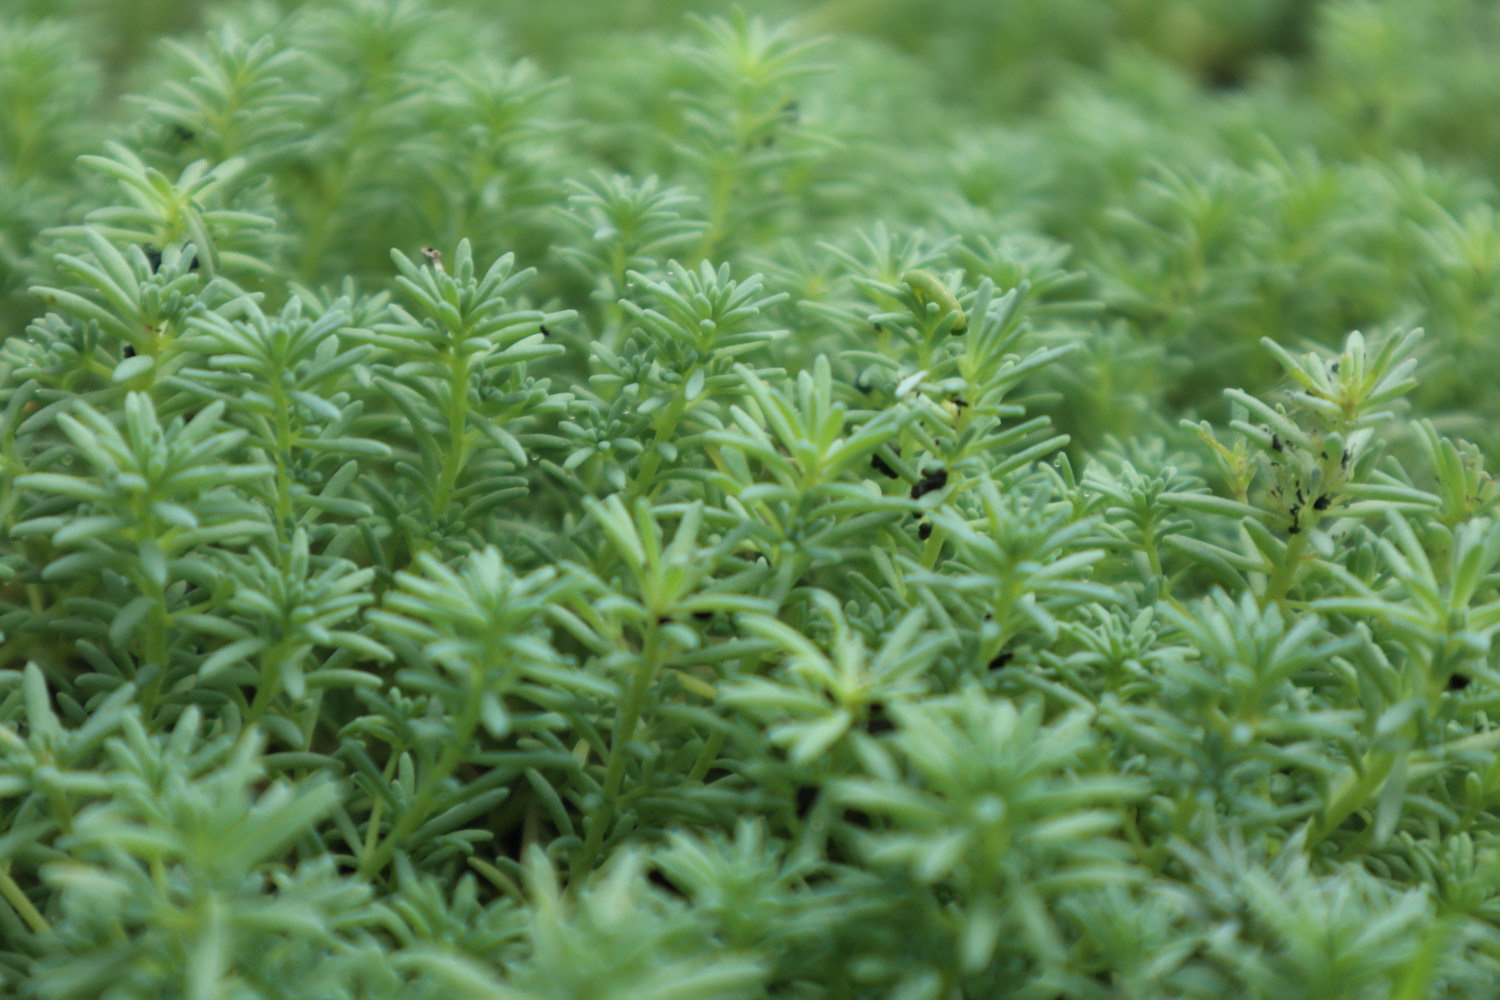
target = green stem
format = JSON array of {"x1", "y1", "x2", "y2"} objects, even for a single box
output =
[
  {"x1": 298, "y1": 100, "x2": 374, "y2": 283},
  {"x1": 433, "y1": 350, "x2": 471, "y2": 517},
  {"x1": 271, "y1": 383, "x2": 295, "y2": 535},
  {"x1": 687, "y1": 730, "x2": 726, "y2": 783},
  {"x1": 1142, "y1": 516, "x2": 1164, "y2": 580},
  {"x1": 633, "y1": 394, "x2": 690, "y2": 500},
  {"x1": 359, "y1": 753, "x2": 400, "y2": 875},
  {"x1": 39, "y1": 776, "x2": 73, "y2": 836},
  {"x1": 1305, "y1": 746, "x2": 1400, "y2": 852},
  {"x1": 0, "y1": 865, "x2": 50, "y2": 935},
  {"x1": 575, "y1": 625, "x2": 660, "y2": 879},
  {"x1": 359, "y1": 692, "x2": 482, "y2": 879},
  {"x1": 698, "y1": 156, "x2": 735, "y2": 263},
  {"x1": 1263, "y1": 530, "x2": 1309, "y2": 607},
  {"x1": 240, "y1": 650, "x2": 285, "y2": 737},
  {"x1": 137, "y1": 594, "x2": 170, "y2": 720},
  {"x1": 603, "y1": 247, "x2": 628, "y2": 350},
  {"x1": 1393, "y1": 917, "x2": 1460, "y2": 1000}
]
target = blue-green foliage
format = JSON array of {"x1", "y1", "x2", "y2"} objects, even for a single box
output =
[{"x1": 5, "y1": 1, "x2": 1500, "y2": 997}]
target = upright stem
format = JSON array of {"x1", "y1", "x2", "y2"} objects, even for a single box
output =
[
  {"x1": 298, "y1": 101, "x2": 373, "y2": 283},
  {"x1": 434, "y1": 349, "x2": 471, "y2": 517},
  {"x1": 633, "y1": 393, "x2": 691, "y2": 500},
  {"x1": 271, "y1": 380, "x2": 295, "y2": 536},
  {"x1": 137, "y1": 593, "x2": 169, "y2": 719},
  {"x1": 698, "y1": 155, "x2": 735, "y2": 263},
  {"x1": 1305, "y1": 746, "x2": 1400, "y2": 852},
  {"x1": 1263, "y1": 531, "x2": 1309, "y2": 607},
  {"x1": 241, "y1": 649, "x2": 284, "y2": 736},
  {"x1": 575, "y1": 624, "x2": 660, "y2": 880},
  {"x1": 1141, "y1": 514, "x2": 1164, "y2": 580},
  {"x1": 359, "y1": 753, "x2": 400, "y2": 874},
  {"x1": 358, "y1": 691, "x2": 481, "y2": 879}
]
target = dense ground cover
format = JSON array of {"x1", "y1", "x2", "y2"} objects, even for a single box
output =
[{"x1": 5, "y1": 0, "x2": 1500, "y2": 996}]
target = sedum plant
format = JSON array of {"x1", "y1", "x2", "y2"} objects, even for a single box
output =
[{"x1": 8, "y1": 1, "x2": 1500, "y2": 998}]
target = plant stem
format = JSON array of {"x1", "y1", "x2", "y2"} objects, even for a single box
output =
[
  {"x1": 137, "y1": 594, "x2": 169, "y2": 719},
  {"x1": 359, "y1": 691, "x2": 481, "y2": 879},
  {"x1": 0, "y1": 865, "x2": 50, "y2": 935},
  {"x1": 1263, "y1": 530, "x2": 1308, "y2": 607},
  {"x1": 359, "y1": 753, "x2": 400, "y2": 874},
  {"x1": 1141, "y1": 515, "x2": 1164, "y2": 579},
  {"x1": 633, "y1": 393, "x2": 690, "y2": 500},
  {"x1": 241, "y1": 651, "x2": 284, "y2": 735},
  {"x1": 1305, "y1": 746, "x2": 1399, "y2": 852},
  {"x1": 687, "y1": 730, "x2": 726, "y2": 783},
  {"x1": 434, "y1": 349, "x2": 472, "y2": 517},
  {"x1": 575, "y1": 624, "x2": 660, "y2": 880},
  {"x1": 271, "y1": 379, "x2": 295, "y2": 535}
]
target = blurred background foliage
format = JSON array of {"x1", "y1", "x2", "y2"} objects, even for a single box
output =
[{"x1": 6, "y1": 0, "x2": 1500, "y2": 454}]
